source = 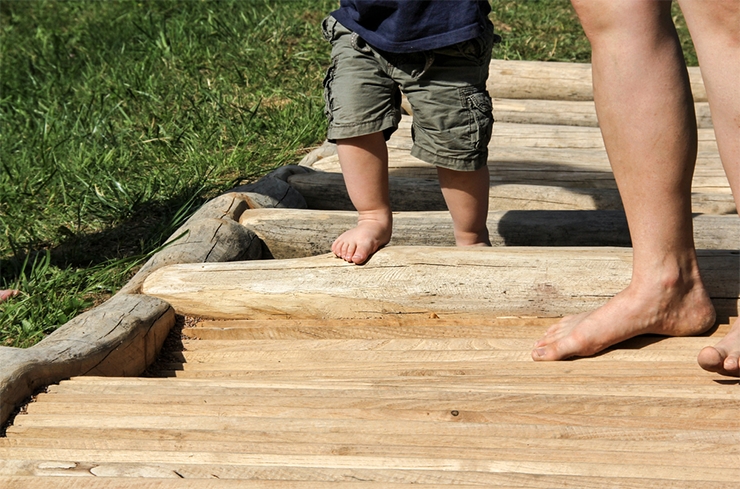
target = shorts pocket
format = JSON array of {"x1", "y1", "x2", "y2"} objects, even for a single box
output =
[{"x1": 460, "y1": 87, "x2": 493, "y2": 150}]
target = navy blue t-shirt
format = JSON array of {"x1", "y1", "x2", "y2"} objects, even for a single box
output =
[{"x1": 331, "y1": 0, "x2": 492, "y2": 53}]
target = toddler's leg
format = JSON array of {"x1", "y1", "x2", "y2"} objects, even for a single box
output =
[
  {"x1": 437, "y1": 166, "x2": 491, "y2": 246},
  {"x1": 332, "y1": 132, "x2": 393, "y2": 265}
]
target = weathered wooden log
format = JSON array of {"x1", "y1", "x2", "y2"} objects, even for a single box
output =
[
  {"x1": 309, "y1": 152, "x2": 729, "y2": 194},
  {"x1": 307, "y1": 120, "x2": 726, "y2": 194},
  {"x1": 310, "y1": 146, "x2": 726, "y2": 186},
  {"x1": 239, "y1": 209, "x2": 739, "y2": 259},
  {"x1": 383, "y1": 120, "x2": 718, "y2": 154},
  {"x1": 401, "y1": 97, "x2": 713, "y2": 129},
  {"x1": 490, "y1": 99, "x2": 714, "y2": 129},
  {"x1": 230, "y1": 165, "x2": 313, "y2": 210},
  {"x1": 119, "y1": 217, "x2": 263, "y2": 295},
  {"x1": 118, "y1": 193, "x2": 262, "y2": 295},
  {"x1": 487, "y1": 59, "x2": 707, "y2": 102},
  {"x1": 286, "y1": 170, "x2": 736, "y2": 215},
  {"x1": 0, "y1": 294, "x2": 174, "y2": 426},
  {"x1": 287, "y1": 171, "x2": 625, "y2": 211},
  {"x1": 141, "y1": 247, "x2": 739, "y2": 320}
]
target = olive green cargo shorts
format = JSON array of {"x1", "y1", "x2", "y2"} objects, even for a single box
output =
[{"x1": 322, "y1": 16, "x2": 495, "y2": 172}]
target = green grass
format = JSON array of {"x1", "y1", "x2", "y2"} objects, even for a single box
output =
[
  {"x1": 0, "y1": 0, "x2": 698, "y2": 348},
  {"x1": 0, "y1": 0, "x2": 333, "y2": 347}
]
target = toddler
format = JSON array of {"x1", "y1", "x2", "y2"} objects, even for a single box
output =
[{"x1": 323, "y1": 0, "x2": 497, "y2": 264}]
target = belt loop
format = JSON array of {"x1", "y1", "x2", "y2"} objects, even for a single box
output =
[{"x1": 350, "y1": 32, "x2": 373, "y2": 54}]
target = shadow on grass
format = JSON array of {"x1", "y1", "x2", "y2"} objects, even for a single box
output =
[{"x1": 0, "y1": 191, "x2": 209, "y2": 286}]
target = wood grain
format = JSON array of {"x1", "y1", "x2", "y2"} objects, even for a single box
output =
[
  {"x1": 240, "y1": 208, "x2": 739, "y2": 258},
  {"x1": 141, "y1": 247, "x2": 740, "y2": 320}
]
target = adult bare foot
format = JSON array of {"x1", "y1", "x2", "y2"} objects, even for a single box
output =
[
  {"x1": 697, "y1": 318, "x2": 740, "y2": 377},
  {"x1": 0, "y1": 289, "x2": 19, "y2": 302},
  {"x1": 531, "y1": 281, "x2": 716, "y2": 361},
  {"x1": 331, "y1": 214, "x2": 392, "y2": 265}
]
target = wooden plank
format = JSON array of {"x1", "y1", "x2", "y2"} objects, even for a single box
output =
[
  {"x1": 7, "y1": 425, "x2": 739, "y2": 454},
  {"x1": 311, "y1": 146, "x2": 724, "y2": 175},
  {"x1": 3, "y1": 469, "x2": 723, "y2": 489},
  {"x1": 285, "y1": 171, "x2": 735, "y2": 214},
  {"x1": 402, "y1": 96, "x2": 712, "y2": 128},
  {"x1": 12, "y1": 407, "x2": 740, "y2": 436},
  {"x1": 0, "y1": 475, "x2": 728, "y2": 489},
  {"x1": 0, "y1": 477, "x2": 523, "y2": 489},
  {"x1": 486, "y1": 60, "x2": 707, "y2": 102},
  {"x1": 486, "y1": 98, "x2": 713, "y2": 128},
  {"x1": 178, "y1": 324, "x2": 551, "y2": 340},
  {"x1": 21, "y1": 390, "x2": 740, "y2": 419},
  {"x1": 27, "y1": 392, "x2": 740, "y2": 419},
  {"x1": 193, "y1": 315, "x2": 558, "y2": 327},
  {"x1": 239, "y1": 208, "x2": 739, "y2": 259},
  {"x1": 31, "y1": 363, "x2": 719, "y2": 381},
  {"x1": 177, "y1": 323, "x2": 734, "y2": 344},
  {"x1": 37, "y1": 375, "x2": 736, "y2": 404},
  {"x1": 2, "y1": 437, "x2": 736, "y2": 473},
  {"x1": 382, "y1": 120, "x2": 718, "y2": 152},
  {"x1": 0, "y1": 447, "x2": 736, "y2": 482},
  {"x1": 12, "y1": 404, "x2": 740, "y2": 431},
  {"x1": 285, "y1": 173, "x2": 627, "y2": 211},
  {"x1": 168, "y1": 337, "x2": 711, "y2": 352},
  {"x1": 183, "y1": 316, "x2": 557, "y2": 336},
  {"x1": 54, "y1": 376, "x2": 738, "y2": 397},
  {"x1": 148, "y1": 359, "x2": 708, "y2": 373},
  {"x1": 183, "y1": 318, "x2": 733, "y2": 336},
  {"x1": 123, "y1": 372, "x2": 734, "y2": 386},
  {"x1": 163, "y1": 349, "x2": 705, "y2": 363},
  {"x1": 0, "y1": 444, "x2": 737, "y2": 481},
  {"x1": 174, "y1": 337, "x2": 731, "y2": 354},
  {"x1": 6, "y1": 423, "x2": 740, "y2": 453},
  {"x1": 141, "y1": 247, "x2": 740, "y2": 320},
  {"x1": 151, "y1": 370, "x2": 725, "y2": 386},
  {"x1": 0, "y1": 465, "x2": 727, "y2": 489},
  {"x1": 492, "y1": 58, "x2": 585, "y2": 100},
  {"x1": 306, "y1": 120, "x2": 731, "y2": 208}
]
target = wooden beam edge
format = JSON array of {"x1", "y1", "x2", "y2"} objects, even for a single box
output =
[{"x1": 141, "y1": 247, "x2": 740, "y2": 321}]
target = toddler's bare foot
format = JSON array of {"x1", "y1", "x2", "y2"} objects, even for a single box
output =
[
  {"x1": 331, "y1": 214, "x2": 392, "y2": 265},
  {"x1": 0, "y1": 289, "x2": 19, "y2": 302},
  {"x1": 531, "y1": 280, "x2": 716, "y2": 361},
  {"x1": 697, "y1": 317, "x2": 740, "y2": 377}
]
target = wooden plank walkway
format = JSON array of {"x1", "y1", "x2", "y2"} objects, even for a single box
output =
[
  {"x1": 1, "y1": 315, "x2": 738, "y2": 488},
  {"x1": 1, "y1": 59, "x2": 738, "y2": 487}
]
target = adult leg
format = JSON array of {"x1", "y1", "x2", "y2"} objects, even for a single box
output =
[
  {"x1": 331, "y1": 132, "x2": 393, "y2": 265},
  {"x1": 438, "y1": 165, "x2": 491, "y2": 246},
  {"x1": 532, "y1": 0, "x2": 716, "y2": 361},
  {"x1": 678, "y1": 0, "x2": 740, "y2": 376}
]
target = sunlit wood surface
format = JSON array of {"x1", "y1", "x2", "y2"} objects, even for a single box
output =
[{"x1": 1, "y1": 315, "x2": 738, "y2": 488}]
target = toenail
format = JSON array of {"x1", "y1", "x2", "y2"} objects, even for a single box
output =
[{"x1": 533, "y1": 348, "x2": 546, "y2": 358}]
